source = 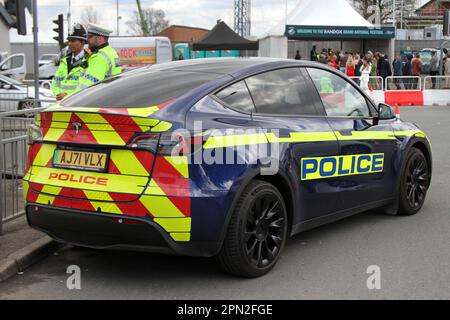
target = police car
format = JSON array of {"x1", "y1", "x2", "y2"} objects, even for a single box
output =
[{"x1": 24, "y1": 58, "x2": 432, "y2": 277}]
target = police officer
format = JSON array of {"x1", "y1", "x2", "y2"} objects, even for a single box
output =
[
  {"x1": 77, "y1": 23, "x2": 122, "y2": 91},
  {"x1": 51, "y1": 24, "x2": 89, "y2": 101}
]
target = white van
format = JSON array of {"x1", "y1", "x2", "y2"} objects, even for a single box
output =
[
  {"x1": 109, "y1": 37, "x2": 172, "y2": 71},
  {"x1": 0, "y1": 54, "x2": 26, "y2": 81}
]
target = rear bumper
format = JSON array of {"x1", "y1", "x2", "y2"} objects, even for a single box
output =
[{"x1": 26, "y1": 204, "x2": 221, "y2": 257}]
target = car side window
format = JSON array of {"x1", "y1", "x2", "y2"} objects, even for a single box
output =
[
  {"x1": 245, "y1": 68, "x2": 318, "y2": 116},
  {"x1": 215, "y1": 80, "x2": 256, "y2": 113},
  {"x1": 306, "y1": 68, "x2": 371, "y2": 118}
]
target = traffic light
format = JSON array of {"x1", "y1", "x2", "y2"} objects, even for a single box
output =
[
  {"x1": 53, "y1": 14, "x2": 64, "y2": 48},
  {"x1": 5, "y1": 0, "x2": 27, "y2": 35}
]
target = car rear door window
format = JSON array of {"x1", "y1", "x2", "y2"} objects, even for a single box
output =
[
  {"x1": 245, "y1": 68, "x2": 318, "y2": 116},
  {"x1": 306, "y1": 67, "x2": 371, "y2": 118},
  {"x1": 215, "y1": 80, "x2": 256, "y2": 113}
]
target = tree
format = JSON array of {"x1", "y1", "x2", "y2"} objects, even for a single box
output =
[
  {"x1": 351, "y1": 0, "x2": 418, "y2": 25},
  {"x1": 126, "y1": 8, "x2": 169, "y2": 36},
  {"x1": 81, "y1": 6, "x2": 100, "y2": 25}
]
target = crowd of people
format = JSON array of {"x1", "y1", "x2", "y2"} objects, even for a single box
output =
[{"x1": 308, "y1": 46, "x2": 450, "y2": 91}]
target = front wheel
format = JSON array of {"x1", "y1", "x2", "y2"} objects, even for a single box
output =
[
  {"x1": 216, "y1": 180, "x2": 288, "y2": 278},
  {"x1": 398, "y1": 148, "x2": 430, "y2": 216}
]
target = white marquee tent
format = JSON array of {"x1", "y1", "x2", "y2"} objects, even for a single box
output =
[
  {"x1": 268, "y1": 0, "x2": 373, "y2": 37},
  {"x1": 259, "y1": 0, "x2": 394, "y2": 59}
]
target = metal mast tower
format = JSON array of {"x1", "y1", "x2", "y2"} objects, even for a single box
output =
[{"x1": 234, "y1": 0, "x2": 251, "y2": 37}]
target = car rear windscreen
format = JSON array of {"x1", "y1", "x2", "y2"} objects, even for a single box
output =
[{"x1": 61, "y1": 70, "x2": 221, "y2": 108}]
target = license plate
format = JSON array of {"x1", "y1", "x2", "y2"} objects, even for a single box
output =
[{"x1": 53, "y1": 149, "x2": 108, "y2": 172}]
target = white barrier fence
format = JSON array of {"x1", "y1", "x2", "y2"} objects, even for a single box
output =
[{"x1": 350, "y1": 75, "x2": 450, "y2": 106}]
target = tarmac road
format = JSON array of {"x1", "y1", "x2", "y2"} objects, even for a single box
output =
[{"x1": 1, "y1": 106, "x2": 449, "y2": 300}]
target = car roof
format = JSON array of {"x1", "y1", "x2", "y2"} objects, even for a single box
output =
[{"x1": 144, "y1": 57, "x2": 314, "y2": 76}]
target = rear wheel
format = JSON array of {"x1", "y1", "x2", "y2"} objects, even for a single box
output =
[
  {"x1": 398, "y1": 148, "x2": 430, "y2": 216},
  {"x1": 216, "y1": 180, "x2": 288, "y2": 278}
]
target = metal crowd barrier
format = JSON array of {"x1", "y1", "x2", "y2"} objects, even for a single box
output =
[
  {"x1": 349, "y1": 76, "x2": 384, "y2": 91},
  {"x1": 423, "y1": 76, "x2": 450, "y2": 90},
  {"x1": 0, "y1": 106, "x2": 46, "y2": 235},
  {"x1": 385, "y1": 76, "x2": 422, "y2": 91}
]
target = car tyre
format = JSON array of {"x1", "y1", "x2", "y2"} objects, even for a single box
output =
[
  {"x1": 216, "y1": 180, "x2": 288, "y2": 278},
  {"x1": 398, "y1": 147, "x2": 430, "y2": 216},
  {"x1": 18, "y1": 99, "x2": 40, "y2": 117}
]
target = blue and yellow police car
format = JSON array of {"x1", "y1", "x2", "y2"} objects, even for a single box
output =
[{"x1": 24, "y1": 58, "x2": 432, "y2": 277}]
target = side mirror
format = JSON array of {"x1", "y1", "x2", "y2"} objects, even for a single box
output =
[
  {"x1": 378, "y1": 103, "x2": 397, "y2": 120},
  {"x1": 3, "y1": 84, "x2": 12, "y2": 90}
]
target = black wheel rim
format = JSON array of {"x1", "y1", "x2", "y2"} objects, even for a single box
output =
[
  {"x1": 244, "y1": 193, "x2": 285, "y2": 268},
  {"x1": 405, "y1": 154, "x2": 428, "y2": 209}
]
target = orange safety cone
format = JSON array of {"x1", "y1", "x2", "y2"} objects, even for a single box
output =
[{"x1": 394, "y1": 105, "x2": 400, "y2": 118}]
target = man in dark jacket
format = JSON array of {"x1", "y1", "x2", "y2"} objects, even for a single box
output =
[
  {"x1": 402, "y1": 55, "x2": 413, "y2": 89},
  {"x1": 393, "y1": 53, "x2": 403, "y2": 89},
  {"x1": 379, "y1": 55, "x2": 392, "y2": 79}
]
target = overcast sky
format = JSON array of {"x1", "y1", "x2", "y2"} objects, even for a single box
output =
[{"x1": 12, "y1": 0, "x2": 429, "y2": 43}]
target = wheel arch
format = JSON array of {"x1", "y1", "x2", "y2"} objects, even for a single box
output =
[
  {"x1": 216, "y1": 168, "x2": 297, "y2": 254},
  {"x1": 410, "y1": 140, "x2": 432, "y2": 179}
]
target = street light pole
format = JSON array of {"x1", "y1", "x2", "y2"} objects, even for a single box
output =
[
  {"x1": 116, "y1": 0, "x2": 120, "y2": 36},
  {"x1": 32, "y1": 0, "x2": 39, "y2": 107},
  {"x1": 67, "y1": 0, "x2": 71, "y2": 33}
]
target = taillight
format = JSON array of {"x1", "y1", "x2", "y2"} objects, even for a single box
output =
[
  {"x1": 27, "y1": 125, "x2": 43, "y2": 145},
  {"x1": 128, "y1": 133, "x2": 160, "y2": 153},
  {"x1": 128, "y1": 131, "x2": 209, "y2": 156}
]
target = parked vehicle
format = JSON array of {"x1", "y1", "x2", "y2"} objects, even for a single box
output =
[
  {"x1": 39, "y1": 61, "x2": 58, "y2": 80},
  {"x1": 38, "y1": 54, "x2": 58, "y2": 67},
  {"x1": 24, "y1": 58, "x2": 432, "y2": 277},
  {"x1": 0, "y1": 75, "x2": 55, "y2": 112},
  {"x1": 419, "y1": 48, "x2": 449, "y2": 74},
  {"x1": 0, "y1": 54, "x2": 26, "y2": 81},
  {"x1": 109, "y1": 36, "x2": 172, "y2": 71}
]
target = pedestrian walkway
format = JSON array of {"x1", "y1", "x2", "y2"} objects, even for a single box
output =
[{"x1": 0, "y1": 216, "x2": 44, "y2": 262}]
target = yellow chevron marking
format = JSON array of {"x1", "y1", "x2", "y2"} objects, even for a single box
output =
[
  {"x1": 169, "y1": 233, "x2": 190, "y2": 242},
  {"x1": 33, "y1": 144, "x2": 56, "y2": 166},
  {"x1": 127, "y1": 106, "x2": 160, "y2": 118},
  {"x1": 83, "y1": 190, "x2": 122, "y2": 214},
  {"x1": 151, "y1": 121, "x2": 173, "y2": 132},
  {"x1": 132, "y1": 117, "x2": 160, "y2": 127},
  {"x1": 36, "y1": 185, "x2": 62, "y2": 205},
  {"x1": 76, "y1": 113, "x2": 125, "y2": 145},
  {"x1": 42, "y1": 111, "x2": 71, "y2": 141},
  {"x1": 164, "y1": 156, "x2": 189, "y2": 178},
  {"x1": 110, "y1": 150, "x2": 148, "y2": 176},
  {"x1": 22, "y1": 180, "x2": 29, "y2": 203},
  {"x1": 144, "y1": 179, "x2": 166, "y2": 196},
  {"x1": 154, "y1": 217, "x2": 191, "y2": 233},
  {"x1": 44, "y1": 128, "x2": 66, "y2": 142},
  {"x1": 140, "y1": 195, "x2": 185, "y2": 218}
]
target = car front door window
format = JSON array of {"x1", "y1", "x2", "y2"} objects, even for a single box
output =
[{"x1": 306, "y1": 68, "x2": 371, "y2": 118}]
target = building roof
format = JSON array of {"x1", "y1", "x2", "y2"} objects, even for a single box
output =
[{"x1": 417, "y1": 0, "x2": 450, "y2": 10}]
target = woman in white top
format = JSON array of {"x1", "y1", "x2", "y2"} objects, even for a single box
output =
[{"x1": 360, "y1": 57, "x2": 372, "y2": 93}]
